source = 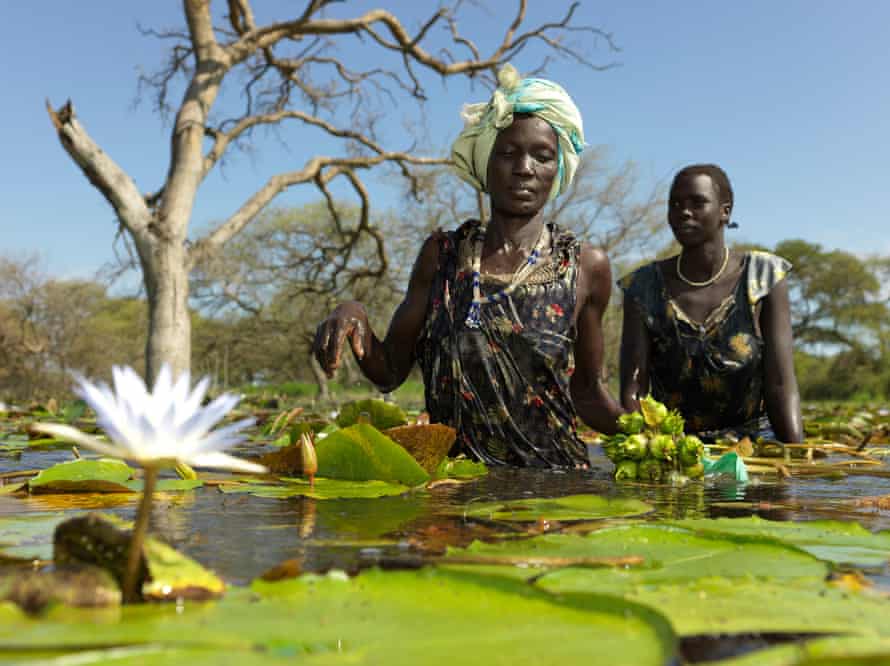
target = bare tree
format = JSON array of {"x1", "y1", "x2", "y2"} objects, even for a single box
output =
[
  {"x1": 191, "y1": 202, "x2": 406, "y2": 396},
  {"x1": 46, "y1": 0, "x2": 615, "y2": 381}
]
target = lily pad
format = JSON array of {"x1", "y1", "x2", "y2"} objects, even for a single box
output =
[
  {"x1": 540, "y1": 572, "x2": 890, "y2": 639},
  {"x1": 0, "y1": 569, "x2": 678, "y2": 665},
  {"x1": 433, "y1": 456, "x2": 488, "y2": 480},
  {"x1": 450, "y1": 524, "x2": 828, "y2": 585},
  {"x1": 53, "y1": 513, "x2": 225, "y2": 602},
  {"x1": 665, "y1": 516, "x2": 890, "y2": 567},
  {"x1": 463, "y1": 493, "x2": 652, "y2": 522},
  {"x1": 142, "y1": 538, "x2": 225, "y2": 601},
  {"x1": 28, "y1": 459, "x2": 133, "y2": 493},
  {"x1": 25, "y1": 460, "x2": 203, "y2": 495},
  {"x1": 316, "y1": 424, "x2": 429, "y2": 486},
  {"x1": 218, "y1": 476, "x2": 411, "y2": 499},
  {"x1": 697, "y1": 635, "x2": 890, "y2": 666},
  {"x1": 384, "y1": 423, "x2": 456, "y2": 473},
  {"x1": 336, "y1": 399, "x2": 408, "y2": 429}
]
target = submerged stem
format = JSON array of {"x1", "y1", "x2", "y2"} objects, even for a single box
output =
[{"x1": 123, "y1": 464, "x2": 158, "y2": 603}]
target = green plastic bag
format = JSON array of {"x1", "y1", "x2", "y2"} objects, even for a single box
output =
[{"x1": 702, "y1": 451, "x2": 748, "y2": 482}]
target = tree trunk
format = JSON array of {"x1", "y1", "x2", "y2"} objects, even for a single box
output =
[
  {"x1": 310, "y1": 355, "x2": 330, "y2": 402},
  {"x1": 143, "y1": 239, "x2": 191, "y2": 383}
]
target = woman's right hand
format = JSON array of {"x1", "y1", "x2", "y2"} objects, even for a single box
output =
[{"x1": 313, "y1": 301, "x2": 370, "y2": 378}]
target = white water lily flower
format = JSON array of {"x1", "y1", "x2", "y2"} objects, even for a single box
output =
[{"x1": 34, "y1": 364, "x2": 266, "y2": 474}]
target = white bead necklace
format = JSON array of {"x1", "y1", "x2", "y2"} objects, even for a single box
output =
[
  {"x1": 464, "y1": 222, "x2": 549, "y2": 328},
  {"x1": 676, "y1": 247, "x2": 730, "y2": 288}
]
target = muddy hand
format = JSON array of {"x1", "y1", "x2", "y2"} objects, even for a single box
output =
[{"x1": 313, "y1": 304, "x2": 367, "y2": 378}]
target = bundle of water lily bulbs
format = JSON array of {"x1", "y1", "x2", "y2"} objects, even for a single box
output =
[{"x1": 601, "y1": 395, "x2": 705, "y2": 482}]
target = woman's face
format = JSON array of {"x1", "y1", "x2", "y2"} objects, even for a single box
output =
[
  {"x1": 486, "y1": 114, "x2": 559, "y2": 217},
  {"x1": 668, "y1": 173, "x2": 730, "y2": 246}
]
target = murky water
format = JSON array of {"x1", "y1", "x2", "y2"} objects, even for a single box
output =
[{"x1": 5, "y1": 444, "x2": 890, "y2": 584}]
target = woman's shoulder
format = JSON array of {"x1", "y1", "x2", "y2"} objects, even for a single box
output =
[
  {"x1": 744, "y1": 250, "x2": 792, "y2": 303},
  {"x1": 617, "y1": 259, "x2": 662, "y2": 292}
]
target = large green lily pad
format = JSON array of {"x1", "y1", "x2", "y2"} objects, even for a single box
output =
[
  {"x1": 540, "y1": 572, "x2": 890, "y2": 638},
  {"x1": 0, "y1": 568, "x2": 678, "y2": 665},
  {"x1": 336, "y1": 399, "x2": 408, "y2": 430},
  {"x1": 26, "y1": 460, "x2": 203, "y2": 495},
  {"x1": 666, "y1": 516, "x2": 890, "y2": 567},
  {"x1": 218, "y1": 476, "x2": 411, "y2": 499},
  {"x1": 699, "y1": 636, "x2": 890, "y2": 666},
  {"x1": 448, "y1": 524, "x2": 828, "y2": 584},
  {"x1": 28, "y1": 459, "x2": 133, "y2": 493},
  {"x1": 315, "y1": 424, "x2": 429, "y2": 486},
  {"x1": 463, "y1": 493, "x2": 652, "y2": 522}
]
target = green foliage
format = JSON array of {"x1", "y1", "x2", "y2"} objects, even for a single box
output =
[
  {"x1": 218, "y1": 477, "x2": 411, "y2": 500},
  {"x1": 335, "y1": 399, "x2": 408, "y2": 429},
  {"x1": 315, "y1": 424, "x2": 429, "y2": 486},
  {"x1": 433, "y1": 456, "x2": 488, "y2": 480},
  {"x1": 0, "y1": 569, "x2": 678, "y2": 665},
  {"x1": 463, "y1": 494, "x2": 652, "y2": 522},
  {"x1": 28, "y1": 459, "x2": 132, "y2": 493}
]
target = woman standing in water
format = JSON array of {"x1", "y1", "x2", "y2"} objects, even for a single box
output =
[
  {"x1": 619, "y1": 164, "x2": 803, "y2": 443},
  {"x1": 314, "y1": 65, "x2": 622, "y2": 467}
]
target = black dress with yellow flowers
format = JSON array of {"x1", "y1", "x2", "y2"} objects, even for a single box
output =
[
  {"x1": 415, "y1": 219, "x2": 587, "y2": 468},
  {"x1": 619, "y1": 251, "x2": 791, "y2": 441}
]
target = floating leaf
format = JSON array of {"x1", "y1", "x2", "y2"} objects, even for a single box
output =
[
  {"x1": 218, "y1": 476, "x2": 411, "y2": 499},
  {"x1": 665, "y1": 516, "x2": 890, "y2": 567},
  {"x1": 463, "y1": 494, "x2": 652, "y2": 522},
  {"x1": 335, "y1": 399, "x2": 407, "y2": 430},
  {"x1": 315, "y1": 424, "x2": 429, "y2": 486},
  {"x1": 0, "y1": 568, "x2": 678, "y2": 664},
  {"x1": 540, "y1": 572, "x2": 890, "y2": 639},
  {"x1": 433, "y1": 456, "x2": 488, "y2": 480},
  {"x1": 28, "y1": 459, "x2": 133, "y2": 494},
  {"x1": 452, "y1": 524, "x2": 827, "y2": 584},
  {"x1": 25, "y1": 460, "x2": 202, "y2": 495},
  {"x1": 384, "y1": 423, "x2": 456, "y2": 473},
  {"x1": 123, "y1": 479, "x2": 203, "y2": 492},
  {"x1": 142, "y1": 538, "x2": 225, "y2": 601}
]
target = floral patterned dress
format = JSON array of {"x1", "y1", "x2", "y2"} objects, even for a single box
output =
[
  {"x1": 619, "y1": 251, "x2": 791, "y2": 441},
  {"x1": 415, "y1": 220, "x2": 586, "y2": 467}
]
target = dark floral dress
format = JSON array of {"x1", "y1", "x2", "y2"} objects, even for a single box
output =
[
  {"x1": 415, "y1": 220, "x2": 586, "y2": 467},
  {"x1": 619, "y1": 251, "x2": 791, "y2": 441}
]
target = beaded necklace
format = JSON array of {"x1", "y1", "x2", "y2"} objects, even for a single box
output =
[
  {"x1": 464, "y1": 222, "x2": 550, "y2": 328},
  {"x1": 676, "y1": 247, "x2": 730, "y2": 288}
]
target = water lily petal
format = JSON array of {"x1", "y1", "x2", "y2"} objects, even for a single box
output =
[
  {"x1": 58, "y1": 365, "x2": 258, "y2": 472},
  {"x1": 178, "y1": 375, "x2": 211, "y2": 425},
  {"x1": 30, "y1": 423, "x2": 128, "y2": 459},
  {"x1": 188, "y1": 417, "x2": 255, "y2": 455},
  {"x1": 188, "y1": 451, "x2": 267, "y2": 474},
  {"x1": 175, "y1": 393, "x2": 241, "y2": 444}
]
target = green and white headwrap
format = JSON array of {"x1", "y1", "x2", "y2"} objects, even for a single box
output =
[{"x1": 450, "y1": 64, "x2": 585, "y2": 201}]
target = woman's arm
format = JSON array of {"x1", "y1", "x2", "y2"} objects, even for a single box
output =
[
  {"x1": 760, "y1": 278, "x2": 804, "y2": 442},
  {"x1": 313, "y1": 233, "x2": 441, "y2": 392},
  {"x1": 619, "y1": 296, "x2": 651, "y2": 414},
  {"x1": 570, "y1": 245, "x2": 623, "y2": 434}
]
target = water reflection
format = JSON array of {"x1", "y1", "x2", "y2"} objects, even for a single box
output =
[{"x1": 4, "y1": 447, "x2": 890, "y2": 582}]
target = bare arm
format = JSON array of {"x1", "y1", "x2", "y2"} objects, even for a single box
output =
[
  {"x1": 570, "y1": 245, "x2": 623, "y2": 434},
  {"x1": 313, "y1": 233, "x2": 441, "y2": 392},
  {"x1": 619, "y1": 297, "x2": 651, "y2": 414},
  {"x1": 760, "y1": 279, "x2": 804, "y2": 442}
]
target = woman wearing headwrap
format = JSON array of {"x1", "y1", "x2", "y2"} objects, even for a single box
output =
[{"x1": 314, "y1": 65, "x2": 622, "y2": 467}]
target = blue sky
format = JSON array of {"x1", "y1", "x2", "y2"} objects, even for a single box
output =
[{"x1": 3, "y1": 1, "x2": 889, "y2": 281}]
